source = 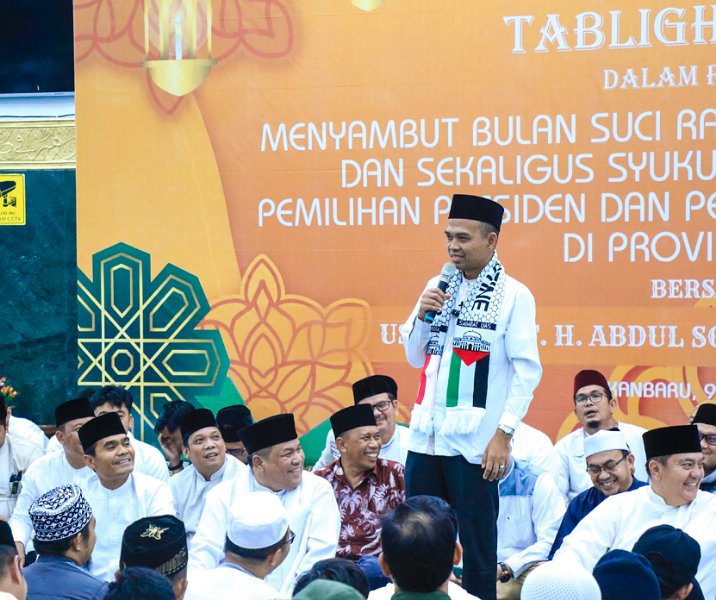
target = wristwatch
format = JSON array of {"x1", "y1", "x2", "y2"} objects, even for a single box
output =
[
  {"x1": 497, "y1": 424, "x2": 514, "y2": 437},
  {"x1": 498, "y1": 561, "x2": 512, "y2": 583}
]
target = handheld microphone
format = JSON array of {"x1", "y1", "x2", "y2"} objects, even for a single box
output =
[{"x1": 423, "y1": 262, "x2": 458, "y2": 324}]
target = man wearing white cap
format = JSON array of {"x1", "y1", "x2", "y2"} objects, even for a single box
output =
[
  {"x1": 78, "y1": 412, "x2": 175, "y2": 581},
  {"x1": 549, "y1": 429, "x2": 646, "y2": 557},
  {"x1": 23, "y1": 484, "x2": 107, "y2": 600},
  {"x1": 189, "y1": 413, "x2": 339, "y2": 596},
  {"x1": 555, "y1": 369, "x2": 647, "y2": 500},
  {"x1": 185, "y1": 492, "x2": 291, "y2": 600},
  {"x1": 553, "y1": 424, "x2": 716, "y2": 598}
]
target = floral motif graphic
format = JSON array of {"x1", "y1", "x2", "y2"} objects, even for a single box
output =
[
  {"x1": 74, "y1": 0, "x2": 294, "y2": 114},
  {"x1": 200, "y1": 255, "x2": 373, "y2": 434},
  {"x1": 78, "y1": 243, "x2": 229, "y2": 440}
]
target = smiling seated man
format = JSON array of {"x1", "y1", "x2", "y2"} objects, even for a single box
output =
[
  {"x1": 10, "y1": 398, "x2": 97, "y2": 565},
  {"x1": 169, "y1": 408, "x2": 245, "y2": 541},
  {"x1": 554, "y1": 369, "x2": 647, "y2": 500},
  {"x1": 549, "y1": 429, "x2": 646, "y2": 557},
  {"x1": 189, "y1": 413, "x2": 340, "y2": 596},
  {"x1": 553, "y1": 424, "x2": 716, "y2": 599},
  {"x1": 78, "y1": 413, "x2": 175, "y2": 581},
  {"x1": 313, "y1": 376, "x2": 408, "y2": 471},
  {"x1": 315, "y1": 404, "x2": 405, "y2": 590},
  {"x1": 692, "y1": 403, "x2": 716, "y2": 493}
]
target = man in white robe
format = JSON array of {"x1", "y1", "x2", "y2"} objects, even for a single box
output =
[
  {"x1": 189, "y1": 413, "x2": 339, "y2": 596},
  {"x1": 554, "y1": 369, "x2": 647, "y2": 500},
  {"x1": 554, "y1": 424, "x2": 716, "y2": 599},
  {"x1": 78, "y1": 412, "x2": 175, "y2": 581},
  {"x1": 312, "y1": 376, "x2": 408, "y2": 470},
  {"x1": 185, "y1": 492, "x2": 291, "y2": 600},
  {"x1": 169, "y1": 407, "x2": 246, "y2": 540},
  {"x1": 10, "y1": 397, "x2": 97, "y2": 564},
  {"x1": 47, "y1": 386, "x2": 170, "y2": 482}
]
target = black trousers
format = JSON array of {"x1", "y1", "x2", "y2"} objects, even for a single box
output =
[{"x1": 405, "y1": 451, "x2": 499, "y2": 600}]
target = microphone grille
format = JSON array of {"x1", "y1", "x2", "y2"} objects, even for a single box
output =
[{"x1": 439, "y1": 262, "x2": 458, "y2": 280}]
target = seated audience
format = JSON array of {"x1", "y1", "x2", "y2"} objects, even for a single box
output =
[
  {"x1": 315, "y1": 404, "x2": 404, "y2": 589},
  {"x1": 520, "y1": 560, "x2": 600, "y2": 600},
  {"x1": 104, "y1": 567, "x2": 175, "y2": 600},
  {"x1": 170, "y1": 408, "x2": 245, "y2": 540},
  {"x1": 553, "y1": 424, "x2": 716, "y2": 598},
  {"x1": 692, "y1": 403, "x2": 716, "y2": 493},
  {"x1": 293, "y1": 558, "x2": 369, "y2": 598},
  {"x1": 0, "y1": 396, "x2": 43, "y2": 521},
  {"x1": 79, "y1": 413, "x2": 175, "y2": 580},
  {"x1": 550, "y1": 429, "x2": 646, "y2": 557},
  {"x1": 120, "y1": 515, "x2": 188, "y2": 600},
  {"x1": 10, "y1": 398, "x2": 97, "y2": 565},
  {"x1": 633, "y1": 525, "x2": 705, "y2": 600},
  {"x1": 0, "y1": 522, "x2": 26, "y2": 600},
  {"x1": 555, "y1": 369, "x2": 647, "y2": 499},
  {"x1": 23, "y1": 485, "x2": 106, "y2": 600},
  {"x1": 377, "y1": 495, "x2": 461, "y2": 599},
  {"x1": 189, "y1": 413, "x2": 339, "y2": 596},
  {"x1": 495, "y1": 459, "x2": 564, "y2": 599},
  {"x1": 154, "y1": 400, "x2": 195, "y2": 476},
  {"x1": 293, "y1": 579, "x2": 364, "y2": 600},
  {"x1": 313, "y1": 376, "x2": 407, "y2": 471},
  {"x1": 592, "y1": 550, "x2": 661, "y2": 600},
  {"x1": 216, "y1": 404, "x2": 253, "y2": 465},
  {"x1": 185, "y1": 491, "x2": 292, "y2": 600}
]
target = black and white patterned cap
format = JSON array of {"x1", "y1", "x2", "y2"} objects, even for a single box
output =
[{"x1": 29, "y1": 484, "x2": 93, "y2": 542}]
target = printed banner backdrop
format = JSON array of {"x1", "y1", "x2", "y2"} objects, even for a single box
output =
[{"x1": 73, "y1": 0, "x2": 716, "y2": 451}]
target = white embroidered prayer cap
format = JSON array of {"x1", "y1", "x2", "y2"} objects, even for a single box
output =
[
  {"x1": 522, "y1": 560, "x2": 601, "y2": 600},
  {"x1": 584, "y1": 429, "x2": 630, "y2": 459},
  {"x1": 227, "y1": 491, "x2": 289, "y2": 549}
]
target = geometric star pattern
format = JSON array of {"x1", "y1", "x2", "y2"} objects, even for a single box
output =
[{"x1": 77, "y1": 243, "x2": 229, "y2": 441}]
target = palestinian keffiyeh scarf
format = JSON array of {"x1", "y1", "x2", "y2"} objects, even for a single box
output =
[{"x1": 412, "y1": 253, "x2": 506, "y2": 434}]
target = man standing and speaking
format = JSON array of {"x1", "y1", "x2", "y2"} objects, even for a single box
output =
[{"x1": 399, "y1": 193, "x2": 542, "y2": 600}]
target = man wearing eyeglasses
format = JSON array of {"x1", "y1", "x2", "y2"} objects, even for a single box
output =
[
  {"x1": 312, "y1": 376, "x2": 408, "y2": 471},
  {"x1": 184, "y1": 492, "x2": 294, "y2": 600},
  {"x1": 554, "y1": 370, "x2": 647, "y2": 500},
  {"x1": 553, "y1": 425, "x2": 716, "y2": 599},
  {"x1": 692, "y1": 403, "x2": 716, "y2": 493},
  {"x1": 549, "y1": 429, "x2": 646, "y2": 557}
]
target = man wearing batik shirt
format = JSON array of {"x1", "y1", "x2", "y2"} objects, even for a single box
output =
[{"x1": 314, "y1": 404, "x2": 405, "y2": 587}]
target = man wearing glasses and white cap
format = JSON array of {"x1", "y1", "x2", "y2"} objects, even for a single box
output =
[
  {"x1": 185, "y1": 492, "x2": 292, "y2": 600},
  {"x1": 554, "y1": 369, "x2": 647, "y2": 500},
  {"x1": 553, "y1": 424, "x2": 716, "y2": 598},
  {"x1": 549, "y1": 429, "x2": 646, "y2": 557}
]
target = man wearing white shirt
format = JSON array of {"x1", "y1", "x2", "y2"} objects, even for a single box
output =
[
  {"x1": 90, "y1": 386, "x2": 169, "y2": 482},
  {"x1": 185, "y1": 492, "x2": 291, "y2": 600},
  {"x1": 398, "y1": 194, "x2": 542, "y2": 600},
  {"x1": 495, "y1": 459, "x2": 565, "y2": 599},
  {"x1": 0, "y1": 397, "x2": 43, "y2": 523},
  {"x1": 170, "y1": 408, "x2": 246, "y2": 540},
  {"x1": 10, "y1": 398, "x2": 97, "y2": 565},
  {"x1": 79, "y1": 412, "x2": 175, "y2": 581},
  {"x1": 553, "y1": 424, "x2": 716, "y2": 599},
  {"x1": 554, "y1": 369, "x2": 647, "y2": 500},
  {"x1": 189, "y1": 413, "x2": 339, "y2": 596},
  {"x1": 312, "y1": 376, "x2": 408, "y2": 471}
]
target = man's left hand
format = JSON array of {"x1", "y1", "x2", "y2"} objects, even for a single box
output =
[{"x1": 482, "y1": 430, "x2": 511, "y2": 481}]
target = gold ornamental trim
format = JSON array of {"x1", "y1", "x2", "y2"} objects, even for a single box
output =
[{"x1": 0, "y1": 120, "x2": 76, "y2": 170}]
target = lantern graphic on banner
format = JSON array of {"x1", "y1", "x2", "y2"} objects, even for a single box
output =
[{"x1": 143, "y1": 0, "x2": 216, "y2": 97}]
